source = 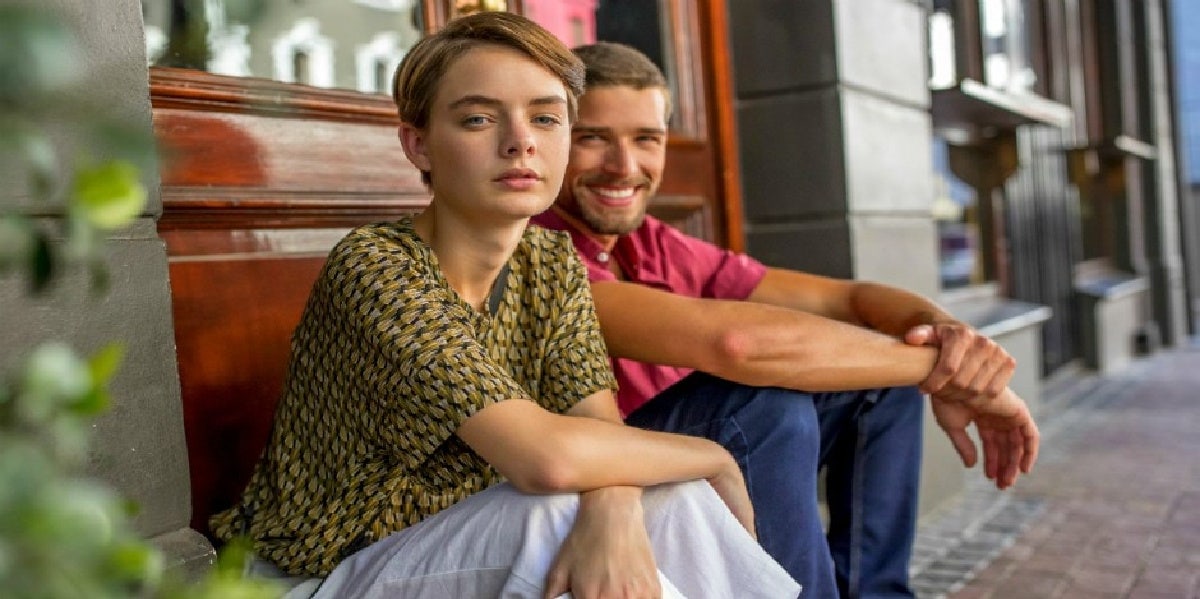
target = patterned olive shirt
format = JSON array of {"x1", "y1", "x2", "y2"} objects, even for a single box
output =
[{"x1": 209, "y1": 218, "x2": 617, "y2": 577}]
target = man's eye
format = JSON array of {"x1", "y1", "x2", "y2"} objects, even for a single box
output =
[
  {"x1": 575, "y1": 134, "x2": 604, "y2": 143},
  {"x1": 533, "y1": 114, "x2": 563, "y2": 127},
  {"x1": 463, "y1": 115, "x2": 491, "y2": 127},
  {"x1": 637, "y1": 136, "x2": 664, "y2": 145}
]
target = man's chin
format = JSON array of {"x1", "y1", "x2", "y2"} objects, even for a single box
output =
[{"x1": 582, "y1": 213, "x2": 645, "y2": 236}]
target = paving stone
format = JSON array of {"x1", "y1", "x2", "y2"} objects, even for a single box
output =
[
  {"x1": 947, "y1": 586, "x2": 993, "y2": 599},
  {"x1": 1056, "y1": 586, "x2": 1125, "y2": 599},
  {"x1": 910, "y1": 346, "x2": 1200, "y2": 598}
]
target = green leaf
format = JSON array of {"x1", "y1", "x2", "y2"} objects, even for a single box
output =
[
  {"x1": 69, "y1": 388, "x2": 110, "y2": 417},
  {"x1": 0, "y1": 5, "x2": 83, "y2": 103},
  {"x1": 0, "y1": 122, "x2": 59, "y2": 200},
  {"x1": 71, "y1": 160, "x2": 147, "y2": 230},
  {"x1": 105, "y1": 540, "x2": 164, "y2": 587},
  {"x1": 88, "y1": 120, "x2": 158, "y2": 173},
  {"x1": 21, "y1": 343, "x2": 90, "y2": 410},
  {"x1": 88, "y1": 343, "x2": 124, "y2": 386},
  {"x1": 0, "y1": 216, "x2": 32, "y2": 272},
  {"x1": 29, "y1": 230, "x2": 54, "y2": 294},
  {"x1": 87, "y1": 257, "x2": 111, "y2": 295}
]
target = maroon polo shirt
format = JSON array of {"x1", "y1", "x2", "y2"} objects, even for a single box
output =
[{"x1": 531, "y1": 209, "x2": 768, "y2": 416}]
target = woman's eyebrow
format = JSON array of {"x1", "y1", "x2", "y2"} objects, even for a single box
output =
[{"x1": 447, "y1": 94, "x2": 567, "y2": 110}]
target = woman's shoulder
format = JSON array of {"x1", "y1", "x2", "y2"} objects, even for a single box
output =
[
  {"x1": 330, "y1": 218, "x2": 424, "y2": 265},
  {"x1": 522, "y1": 222, "x2": 577, "y2": 263}
]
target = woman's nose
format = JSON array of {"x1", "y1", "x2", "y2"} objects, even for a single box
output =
[{"x1": 503, "y1": 124, "x2": 535, "y2": 158}]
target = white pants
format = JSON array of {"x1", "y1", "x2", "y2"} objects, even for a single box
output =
[{"x1": 309, "y1": 480, "x2": 800, "y2": 598}]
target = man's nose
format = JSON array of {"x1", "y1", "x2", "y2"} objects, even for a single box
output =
[{"x1": 604, "y1": 141, "x2": 637, "y2": 177}]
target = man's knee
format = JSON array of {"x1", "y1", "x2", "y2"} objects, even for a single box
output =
[
  {"x1": 729, "y1": 386, "x2": 821, "y2": 447},
  {"x1": 874, "y1": 385, "x2": 925, "y2": 426}
]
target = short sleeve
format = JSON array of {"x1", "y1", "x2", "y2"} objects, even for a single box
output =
[
  {"x1": 537, "y1": 237, "x2": 619, "y2": 407},
  {"x1": 323, "y1": 231, "x2": 528, "y2": 468},
  {"x1": 658, "y1": 225, "x2": 767, "y2": 300}
]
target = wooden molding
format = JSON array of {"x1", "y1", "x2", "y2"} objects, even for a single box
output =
[{"x1": 150, "y1": 67, "x2": 400, "y2": 125}]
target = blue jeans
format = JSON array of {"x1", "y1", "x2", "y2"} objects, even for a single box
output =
[{"x1": 625, "y1": 373, "x2": 923, "y2": 599}]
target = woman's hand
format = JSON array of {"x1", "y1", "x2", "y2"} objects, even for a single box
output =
[{"x1": 543, "y1": 486, "x2": 661, "y2": 599}]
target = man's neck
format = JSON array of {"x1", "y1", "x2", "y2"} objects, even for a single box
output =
[{"x1": 550, "y1": 205, "x2": 619, "y2": 253}]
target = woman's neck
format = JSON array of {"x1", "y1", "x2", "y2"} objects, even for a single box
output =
[{"x1": 412, "y1": 205, "x2": 526, "y2": 311}]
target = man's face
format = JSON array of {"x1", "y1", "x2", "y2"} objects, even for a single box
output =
[{"x1": 556, "y1": 85, "x2": 669, "y2": 235}]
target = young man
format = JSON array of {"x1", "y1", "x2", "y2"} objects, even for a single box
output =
[
  {"x1": 213, "y1": 17, "x2": 798, "y2": 599},
  {"x1": 532, "y1": 42, "x2": 1039, "y2": 599}
]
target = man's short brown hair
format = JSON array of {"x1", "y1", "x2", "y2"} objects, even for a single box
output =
[
  {"x1": 392, "y1": 11, "x2": 585, "y2": 130},
  {"x1": 573, "y1": 42, "x2": 673, "y2": 119}
]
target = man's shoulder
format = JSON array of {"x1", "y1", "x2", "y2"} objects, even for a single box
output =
[
  {"x1": 529, "y1": 209, "x2": 564, "y2": 231},
  {"x1": 634, "y1": 214, "x2": 685, "y2": 240}
]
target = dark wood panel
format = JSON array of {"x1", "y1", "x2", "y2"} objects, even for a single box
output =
[
  {"x1": 169, "y1": 256, "x2": 327, "y2": 533},
  {"x1": 155, "y1": 109, "x2": 423, "y2": 193}
]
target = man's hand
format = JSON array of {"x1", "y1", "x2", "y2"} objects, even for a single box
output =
[
  {"x1": 544, "y1": 486, "x2": 661, "y2": 599},
  {"x1": 905, "y1": 322, "x2": 1017, "y2": 402},
  {"x1": 931, "y1": 387, "x2": 1040, "y2": 490},
  {"x1": 706, "y1": 460, "x2": 757, "y2": 540}
]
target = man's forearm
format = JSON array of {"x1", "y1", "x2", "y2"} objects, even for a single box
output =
[
  {"x1": 591, "y1": 281, "x2": 938, "y2": 393},
  {"x1": 846, "y1": 281, "x2": 955, "y2": 338},
  {"x1": 704, "y1": 303, "x2": 940, "y2": 391}
]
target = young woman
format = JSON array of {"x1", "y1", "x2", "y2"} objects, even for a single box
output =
[{"x1": 211, "y1": 12, "x2": 799, "y2": 599}]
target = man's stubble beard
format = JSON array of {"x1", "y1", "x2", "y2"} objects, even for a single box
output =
[
  {"x1": 578, "y1": 203, "x2": 646, "y2": 236},
  {"x1": 567, "y1": 181, "x2": 650, "y2": 235}
]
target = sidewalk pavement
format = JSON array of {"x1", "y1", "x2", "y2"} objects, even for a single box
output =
[{"x1": 909, "y1": 340, "x2": 1200, "y2": 599}]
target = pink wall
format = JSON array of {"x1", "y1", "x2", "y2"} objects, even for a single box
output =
[{"x1": 524, "y1": 0, "x2": 598, "y2": 48}]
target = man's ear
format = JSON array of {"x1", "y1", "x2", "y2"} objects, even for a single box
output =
[{"x1": 398, "y1": 123, "x2": 432, "y2": 173}]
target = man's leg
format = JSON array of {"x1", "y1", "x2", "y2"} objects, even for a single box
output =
[
  {"x1": 817, "y1": 386, "x2": 924, "y2": 599},
  {"x1": 625, "y1": 373, "x2": 836, "y2": 597}
]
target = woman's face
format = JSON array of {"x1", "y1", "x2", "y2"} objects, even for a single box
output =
[{"x1": 401, "y1": 44, "x2": 572, "y2": 223}]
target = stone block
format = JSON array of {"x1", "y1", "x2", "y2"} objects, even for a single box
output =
[
  {"x1": 842, "y1": 89, "x2": 935, "y2": 214},
  {"x1": 834, "y1": 0, "x2": 930, "y2": 107},
  {"x1": 737, "y1": 90, "x2": 847, "y2": 221},
  {"x1": 745, "y1": 219, "x2": 853, "y2": 278},
  {"x1": 728, "y1": 0, "x2": 836, "y2": 95}
]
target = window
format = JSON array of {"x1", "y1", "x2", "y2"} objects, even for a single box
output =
[
  {"x1": 979, "y1": 0, "x2": 1036, "y2": 92},
  {"x1": 929, "y1": 9, "x2": 957, "y2": 89},
  {"x1": 927, "y1": 0, "x2": 1069, "y2": 294},
  {"x1": 148, "y1": 0, "x2": 424, "y2": 92},
  {"x1": 356, "y1": 32, "x2": 408, "y2": 94},
  {"x1": 931, "y1": 137, "x2": 981, "y2": 289}
]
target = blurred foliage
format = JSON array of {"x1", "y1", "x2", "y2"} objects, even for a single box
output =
[
  {"x1": 0, "y1": 2, "x2": 155, "y2": 294},
  {"x1": 0, "y1": 4, "x2": 280, "y2": 598}
]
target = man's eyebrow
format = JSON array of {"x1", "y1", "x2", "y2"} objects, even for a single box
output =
[
  {"x1": 573, "y1": 125, "x2": 667, "y2": 136},
  {"x1": 447, "y1": 95, "x2": 567, "y2": 110}
]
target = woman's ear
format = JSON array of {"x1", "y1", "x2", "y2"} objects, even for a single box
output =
[{"x1": 398, "y1": 123, "x2": 432, "y2": 174}]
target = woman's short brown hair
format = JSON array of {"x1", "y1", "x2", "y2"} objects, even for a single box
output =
[{"x1": 392, "y1": 11, "x2": 585, "y2": 130}]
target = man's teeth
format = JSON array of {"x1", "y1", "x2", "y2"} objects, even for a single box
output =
[{"x1": 593, "y1": 187, "x2": 635, "y2": 199}]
